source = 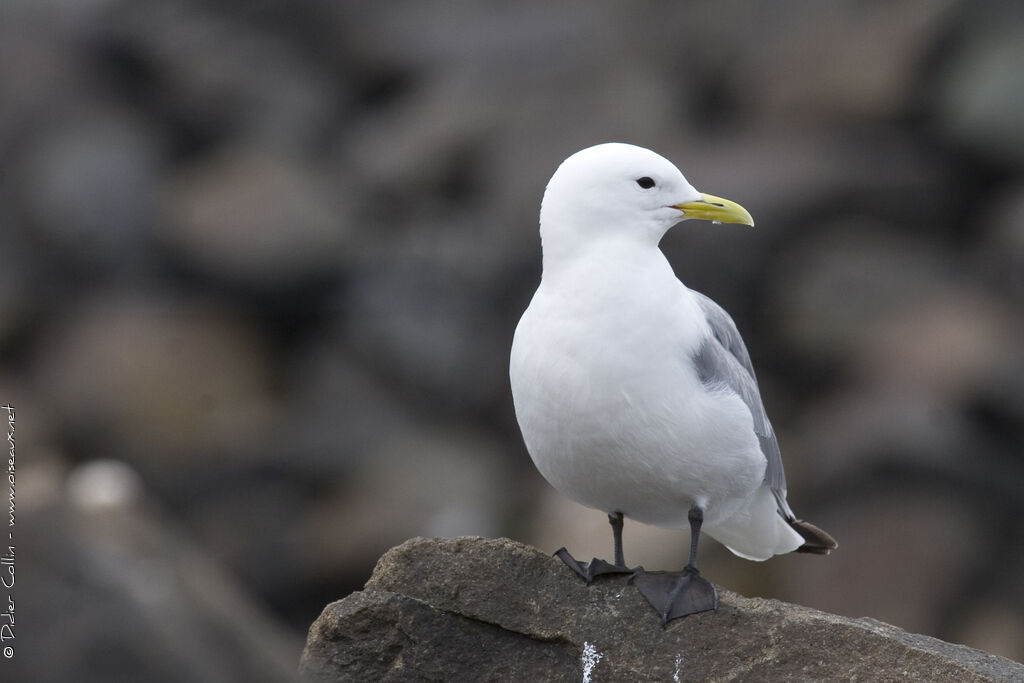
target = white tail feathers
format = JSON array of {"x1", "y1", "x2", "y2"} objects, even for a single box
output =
[{"x1": 704, "y1": 485, "x2": 804, "y2": 561}]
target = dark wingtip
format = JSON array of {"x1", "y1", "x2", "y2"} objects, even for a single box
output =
[{"x1": 789, "y1": 518, "x2": 838, "y2": 555}]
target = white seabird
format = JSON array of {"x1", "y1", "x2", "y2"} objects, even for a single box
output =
[{"x1": 510, "y1": 143, "x2": 836, "y2": 624}]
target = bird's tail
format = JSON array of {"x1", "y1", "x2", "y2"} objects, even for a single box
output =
[{"x1": 707, "y1": 485, "x2": 806, "y2": 561}]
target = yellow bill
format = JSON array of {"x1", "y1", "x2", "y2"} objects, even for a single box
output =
[{"x1": 673, "y1": 193, "x2": 754, "y2": 226}]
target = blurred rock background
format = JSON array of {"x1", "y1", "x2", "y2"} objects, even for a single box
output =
[{"x1": 3, "y1": 0, "x2": 1023, "y2": 679}]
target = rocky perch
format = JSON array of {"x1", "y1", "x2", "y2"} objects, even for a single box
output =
[{"x1": 300, "y1": 537, "x2": 1023, "y2": 682}]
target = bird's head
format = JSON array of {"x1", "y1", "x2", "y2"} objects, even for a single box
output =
[{"x1": 539, "y1": 143, "x2": 753, "y2": 258}]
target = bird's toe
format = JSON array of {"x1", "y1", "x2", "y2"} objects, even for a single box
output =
[{"x1": 554, "y1": 548, "x2": 638, "y2": 584}]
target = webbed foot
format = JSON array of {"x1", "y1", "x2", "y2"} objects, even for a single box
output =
[
  {"x1": 554, "y1": 547, "x2": 639, "y2": 584},
  {"x1": 630, "y1": 566, "x2": 718, "y2": 625}
]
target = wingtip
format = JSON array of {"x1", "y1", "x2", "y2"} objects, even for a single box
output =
[{"x1": 788, "y1": 518, "x2": 838, "y2": 555}]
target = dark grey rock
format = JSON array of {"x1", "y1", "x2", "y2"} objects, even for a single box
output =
[
  {"x1": 342, "y1": 225, "x2": 521, "y2": 412},
  {"x1": 301, "y1": 537, "x2": 1024, "y2": 682},
  {"x1": 283, "y1": 338, "x2": 421, "y2": 474},
  {"x1": 295, "y1": 431, "x2": 512, "y2": 584},
  {"x1": 107, "y1": 0, "x2": 343, "y2": 152},
  {"x1": 158, "y1": 145, "x2": 348, "y2": 286},
  {"x1": 935, "y1": 12, "x2": 1024, "y2": 167},
  {"x1": 13, "y1": 460, "x2": 303, "y2": 683},
  {"x1": 33, "y1": 291, "x2": 277, "y2": 465},
  {"x1": 976, "y1": 184, "x2": 1024, "y2": 297},
  {"x1": 303, "y1": 590, "x2": 576, "y2": 682},
  {"x1": 20, "y1": 108, "x2": 162, "y2": 266}
]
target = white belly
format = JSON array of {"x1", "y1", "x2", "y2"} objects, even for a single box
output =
[{"x1": 510, "y1": 276, "x2": 766, "y2": 529}]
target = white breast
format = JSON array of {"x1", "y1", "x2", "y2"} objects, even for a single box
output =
[{"x1": 510, "y1": 244, "x2": 765, "y2": 528}]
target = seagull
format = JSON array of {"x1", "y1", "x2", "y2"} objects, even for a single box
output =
[{"x1": 510, "y1": 143, "x2": 836, "y2": 625}]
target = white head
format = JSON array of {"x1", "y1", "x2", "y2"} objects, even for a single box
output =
[{"x1": 538, "y1": 143, "x2": 753, "y2": 262}]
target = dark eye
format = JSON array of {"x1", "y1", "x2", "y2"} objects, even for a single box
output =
[{"x1": 636, "y1": 177, "x2": 655, "y2": 189}]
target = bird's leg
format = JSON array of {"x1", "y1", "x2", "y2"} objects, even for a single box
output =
[
  {"x1": 610, "y1": 510, "x2": 625, "y2": 567},
  {"x1": 554, "y1": 511, "x2": 639, "y2": 583},
  {"x1": 683, "y1": 505, "x2": 702, "y2": 572},
  {"x1": 630, "y1": 505, "x2": 718, "y2": 625}
]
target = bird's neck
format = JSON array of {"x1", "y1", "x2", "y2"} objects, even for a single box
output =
[
  {"x1": 539, "y1": 235, "x2": 679, "y2": 298},
  {"x1": 537, "y1": 203, "x2": 669, "y2": 268},
  {"x1": 539, "y1": 222, "x2": 667, "y2": 273}
]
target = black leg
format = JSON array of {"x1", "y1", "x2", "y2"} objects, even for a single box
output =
[
  {"x1": 630, "y1": 505, "x2": 718, "y2": 625},
  {"x1": 609, "y1": 511, "x2": 625, "y2": 567},
  {"x1": 554, "y1": 510, "x2": 639, "y2": 583},
  {"x1": 685, "y1": 506, "x2": 702, "y2": 570}
]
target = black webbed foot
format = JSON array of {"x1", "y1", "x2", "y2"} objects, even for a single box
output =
[
  {"x1": 630, "y1": 566, "x2": 718, "y2": 626},
  {"x1": 554, "y1": 547, "x2": 639, "y2": 584}
]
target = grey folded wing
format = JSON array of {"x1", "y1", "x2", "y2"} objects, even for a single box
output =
[{"x1": 690, "y1": 291, "x2": 796, "y2": 520}]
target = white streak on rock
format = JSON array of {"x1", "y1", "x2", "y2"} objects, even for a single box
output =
[{"x1": 581, "y1": 641, "x2": 603, "y2": 683}]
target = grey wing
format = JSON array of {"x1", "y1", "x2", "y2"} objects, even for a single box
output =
[{"x1": 691, "y1": 292, "x2": 796, "y2": 520}]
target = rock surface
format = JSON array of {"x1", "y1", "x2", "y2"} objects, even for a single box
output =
[{"x1": 300, "y1": 537, "x2": 1024, "y2": 682}]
